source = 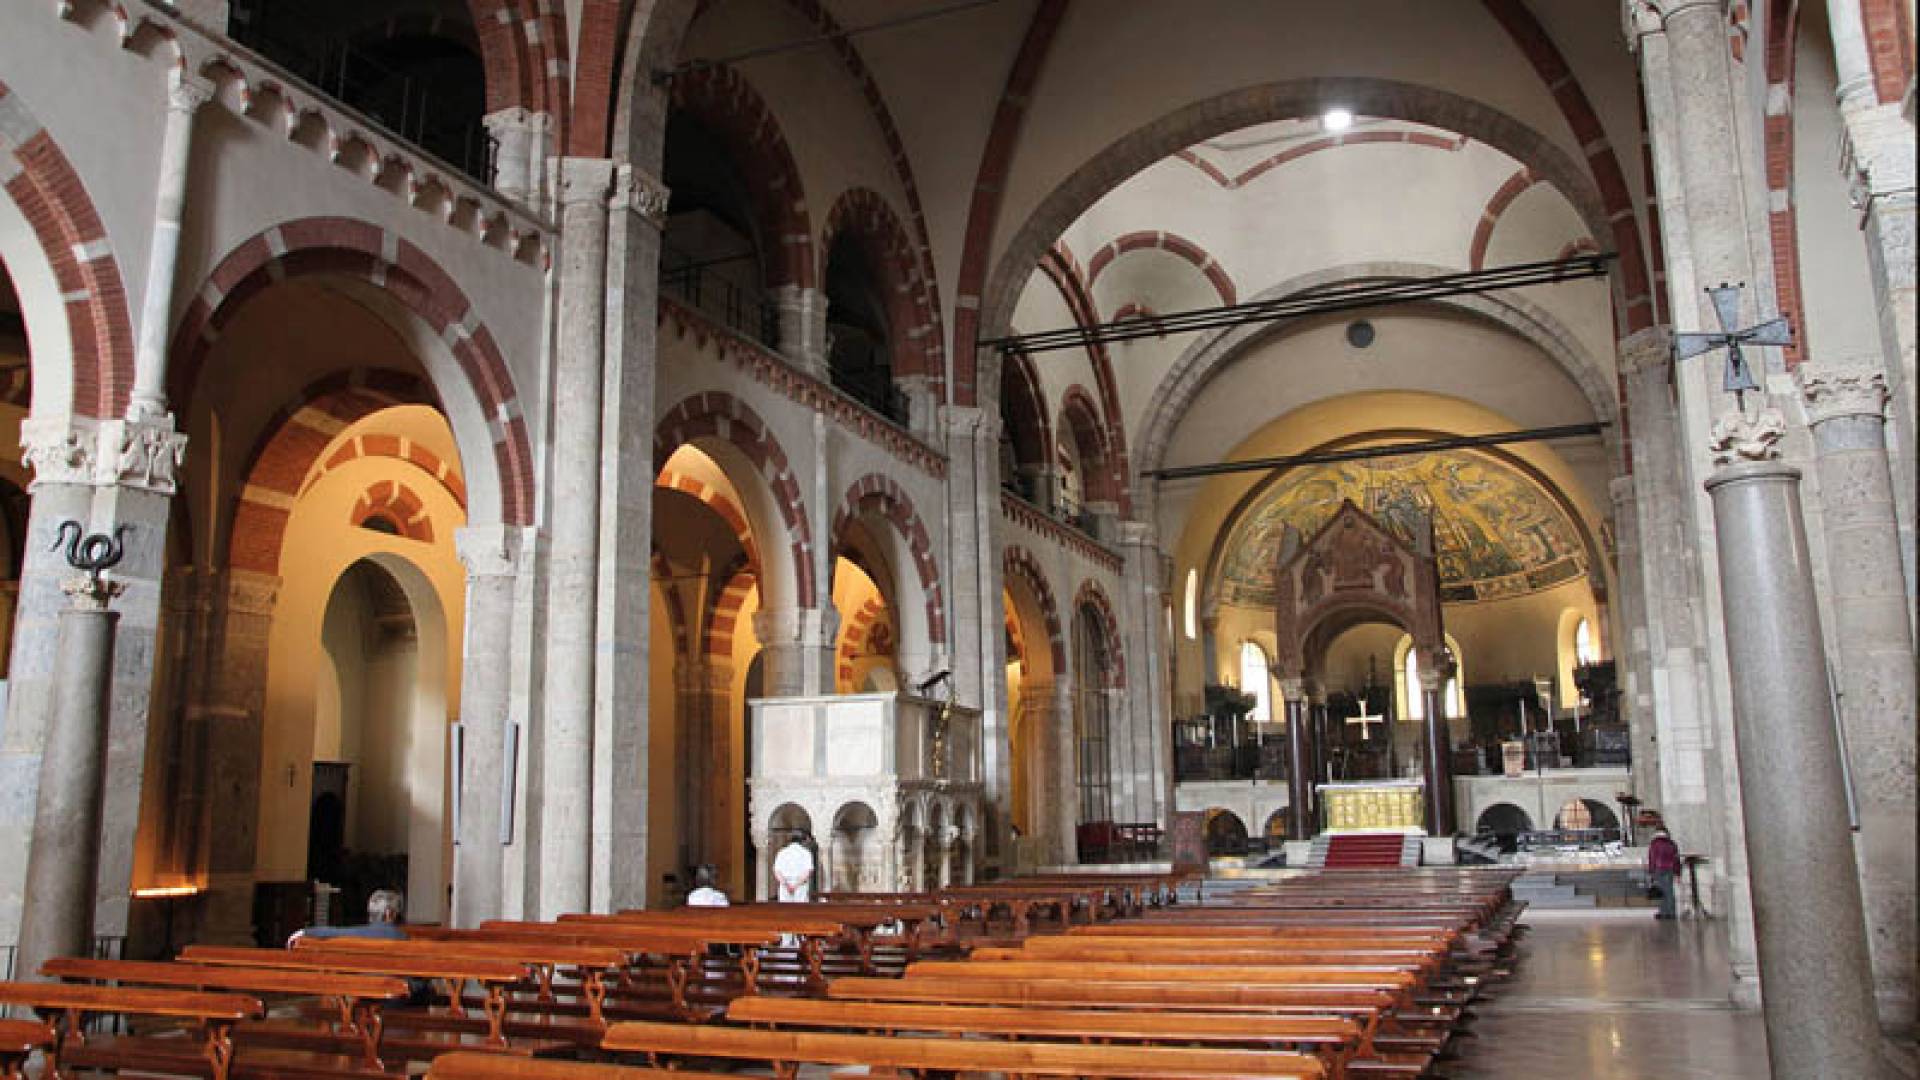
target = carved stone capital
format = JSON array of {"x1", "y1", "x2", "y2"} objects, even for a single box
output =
[
  {"x1": 1608, "y1": 475, "x2": 1636, "y2": 508},
  {"x1": 1796, "y1": 365, "x2": 1889, "y2": 427},
  {"x1": 1617, "y1": 326, "x2": 1673, "y2": 379},
  {"x1": 455, "y1": 524, "x2": 526, "y2": 580},
  {"x1": 1277, "y1": 677, "x2": 1307, "y2": 703},
  {"x1": 753, "y1": 606, "x2": 840, "y2": 647},
  {"x1": 62, "y1": 573, "x2": 125, "y2": 611},
  {"x1": 1708, "y1": 407, "x2": 1787, "y2": 466},
  {"x1": 610, "y1": 163, "x2": 670, "y2": 223},
  {"x1": 100, "y1": 416, "x2": 189, "y2": 494},
  {"x1": 21, "y1": 415, "x2": 98, "y2": 489}
]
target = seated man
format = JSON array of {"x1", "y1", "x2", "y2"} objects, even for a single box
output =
[
  {"x1": 288, "y1": 888, "x2": 407, "y2": 945},
  {"x1": 685, "y1": 865, "x2": 730, "y2": 907}
]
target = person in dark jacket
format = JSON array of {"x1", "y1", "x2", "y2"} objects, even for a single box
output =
[{"x1": 1647, "y1": 829, "x2": 1683, "y2": 919}]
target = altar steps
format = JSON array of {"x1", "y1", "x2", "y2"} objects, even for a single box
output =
[{"x1": 1311, "y1": 833, "x2": 1423, "y2": 869}]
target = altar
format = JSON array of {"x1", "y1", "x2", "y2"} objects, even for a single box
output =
[{"x1": 1319, "y1": 780, "x2": 1427, "y2": 834}]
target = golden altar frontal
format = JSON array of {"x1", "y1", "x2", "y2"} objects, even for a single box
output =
[{"x1": 1319, "y1": 780, "x2": 1426, "y2": 833}]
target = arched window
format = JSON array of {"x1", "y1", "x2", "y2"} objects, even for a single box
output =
[
  {"x1": 1238, "y1": 642, "x2": 1273, "y2": 725},
  {"x1": 1574, "y1": 618, "x2": 1595, "y2": 666},
  {"x1": 824, "y1": 230, "x2": 905, "y2": 424},
  {"x1": 1400, "y1": 638, "x2": 1463, "y2": 720},
  {"x1": 1183, "y1": 569, "x2": 1198, "y2": 640},
  {"x1": 660, "y1": 112, "x2": 778, "y2": 345}
]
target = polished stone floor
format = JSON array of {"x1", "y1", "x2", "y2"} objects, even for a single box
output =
[{"x1": 1442, "y1": 910, "x2": 1772, "y2": 1079}]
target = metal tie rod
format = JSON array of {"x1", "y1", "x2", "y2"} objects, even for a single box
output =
[
  {"x1": 987, "y1": 253, "x2": 1616, "y2": 354},
  {"x1": 1146, "y1": 423, "x2": 1609, "y2": 481}
]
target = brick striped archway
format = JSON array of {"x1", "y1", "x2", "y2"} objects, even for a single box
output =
[
  {"x1": 0, "y1": 77, "x2": 135, "y2": 418},
  {"x1": 655, "y1": 391, "x2": 816, "y2": 608},
  {"x1": 1072, "y1": 579, "x2": 1126, "y2": 690},
  {"x1": 226, "y1": 369, "x2": 443, "y2": 574},
  {"x1": 1003, "y1": 545, "x2": 1067, "y2": 675},
  {"x1": 830, "y1": 473, "x2": 946, "y2": 648},
  {"x1": 173, "y1": 218, "x2": 536, "y2": 529},
  {"x1": 666, "y1": 64, "x2": 815, "y2": 291},
  {"x1": 1086, "y1": 230, "x2": 1237, "y2": 308},
  {"x1": 822, "y1": 187, "x2": 942, "y2": 391}
]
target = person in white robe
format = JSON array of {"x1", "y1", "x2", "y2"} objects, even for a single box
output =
[{"x1": 773, "y1": 834, "x2": 815, "y2": 902}]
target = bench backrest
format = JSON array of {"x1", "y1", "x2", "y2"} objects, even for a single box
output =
[
  {"x1": 725, "y1": 996, "x2": 1362, "y2": 1045},
  {"x1": 826, "y1": 976, "x2": 1396, "y2": 1012},
  {"x1": 600, "y1": 1019, "x2": 1326, "y2": 1078},
  {"x1": 40, "y1": 957, "x2": 407, "y2": 1000},
  {"x1": 0, "y1": 980, "x2": 262, "y2": 1022},
  {"x1": 904, "y1": 960, "x2": 1416, "y2": 988},
  {"x1": 300, "y1": 935, "x2": 626, "y2": 971},
  {"x1": 179, "y1": 945, "x2": 526, "y2": 984}
]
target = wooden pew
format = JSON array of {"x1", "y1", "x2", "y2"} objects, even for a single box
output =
[
  {"x1": 40, "y1": 957, "x2": 407, "y2": 1071},
  {"x1": 970, "y1": 944, "x2": 1446, "y2": 974},
  {"x1": 0, "y1": 1018, "x2": 53, "y2": 1080},
  {"x1": 903, "y1": 959, "x2": 1420, "y2": 993},
  {"x1": 464, "y1": 921, "x2": 787, "y2": 1013},
  {"x1": 0, "y1": 980, "x2": 263, "y2": 1080},
  {"x1": 726, "y1": 995, "x2": 1365, "y2": 1077},
  {"x1": 599, "y1": 1019, "x2": 1328, "y2": 1078},
  {"x1": 426, "y1": 1056, "x2": 744, "y2": 1080},
  {"x1": 179, "y1": 946, "x2": 529, "y2": 1048},
  {"x1": 296, "y1": 936, "x2": 624, "y2": 1033}
]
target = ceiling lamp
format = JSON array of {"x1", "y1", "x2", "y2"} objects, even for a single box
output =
[{"x1": 1322, "y1": 108, "x2": 1354, "y2": 132}]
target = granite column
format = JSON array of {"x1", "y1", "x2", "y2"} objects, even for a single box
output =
[
  {"x1": 1281, "y1": 679, "x2": 1313, "y2": 841},
  {"x1": 452, "y1": 525, "x2": 523, "y2": 928}
]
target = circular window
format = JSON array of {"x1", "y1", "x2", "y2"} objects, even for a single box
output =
[{"x1": 1346, "y1": 320, "x2": 1375, "y2": 348}]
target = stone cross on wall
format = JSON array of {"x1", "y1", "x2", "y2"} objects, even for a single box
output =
[{"x1": 1674, "y1": 282, "x2": 1792, "y2": 408}]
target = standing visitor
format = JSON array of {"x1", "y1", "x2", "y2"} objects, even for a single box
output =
[
  {"x1": 774, "y1": 832, "x2": 815, "y2": 902},
  {"x1": 1647, "y1": 828, "x2": 1682, "y2": 920}
]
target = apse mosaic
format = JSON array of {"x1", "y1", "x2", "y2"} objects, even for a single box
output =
[{"x1": 1216, "y1": 450, "x2": 1587, "y2": 606}]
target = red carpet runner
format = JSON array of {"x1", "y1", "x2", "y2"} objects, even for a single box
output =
[{"x1": 1322, "y1": 833, "x2": 1412, "y2": 868}]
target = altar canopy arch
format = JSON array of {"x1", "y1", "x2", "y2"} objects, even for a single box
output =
[{"x1": 1271, "y1": 500, "x2": 1454, "y2": 837}]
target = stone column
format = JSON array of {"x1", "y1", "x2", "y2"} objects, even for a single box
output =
[
  {"x1": 941, "y1": 405, "x2": 1009, "y2": 868},
  {"x1": 1798, "y1": 365, "x2": 1916, "y2": 1029},
  {"x1": 1607, "y1": 476, "x2": 1662, "y2": 802},
  {"x1": 15, "y1": 571, "x2": 120, "y2": 982},
  {"x1": 1705, "y1": 431, "x2": 1887, "y2": 1077},
  {"x1": 452, "y1": 525, "x2": 522, "y2": 928},
  {"x1": 1418, "y1": 662, "x2": 1454, "y2": 836},
  {"x1": 1051, "y1": 682, "x2": 1078, "y2": 865},
  {"x1": 593, "y1": 164, "x2": 669, "y2": 913},
  {"x1": 536, "y1": 157, "x2": 613, "y2": 918},
  {"x1": 188, "y1": 569, "x2": 278, "y2": 945},
  {"x1": 1280, "y1": 678, "x2": 1313, "y2": 841},
  {"x1": 774, "y1": 285, "x2": 829, "y2": 378},
  {"x1": 753, "y1": 607, "x2": 838, "y2": 696},
  {"x1": 129, "y1": 73, "x2": 213, "y2": 422},
  {"x1": 0, "y1": 416, "x2": 182, "y2": 948},
  {"x1": 1116, "y1": 521, "x2": 1170, "y2": 826}
]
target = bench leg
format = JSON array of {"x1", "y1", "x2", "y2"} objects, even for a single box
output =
[{"x1": 202, "y1": 1020, "x2": 234, "y2": 1080}]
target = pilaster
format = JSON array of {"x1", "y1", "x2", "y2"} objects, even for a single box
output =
[{"x1": 774, "y1": 285, "x2": 829, "y2": 379}]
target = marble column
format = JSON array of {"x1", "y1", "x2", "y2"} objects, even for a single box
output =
[
  {"x1": 593, "y1": 164, "x2": 669, "y2": 913},
  {"x1": 537, "y1": 156, "x2": 613, "y2": 918},
  {"x1": 452, "y1": 525, "x2": 522, "y2": 928},
  {"x1": 1418, "y1": 662, "x2": 1454, "y2": 836},
  {"x1": 1280, "y1": 678, "x2": 1313, "y2": 841},
  {"x1": 15, "y1": 572, "x2": 120, "y2": 982},
  {"x1": 753, "y1": 607, "x2": 838, "y2": 696},
  {"x1": 1705, "y1": 430, "x2": 1887, "y2": 1077},
  {"x1": 129, "y1": 73, "x2": 212, "y2": 422},
  {"x1": 774, "y1": 285, "x2": 829, "y2": 378},
  {"x1": 1797, "y1": 365, "x2": 1916, "y2": 1029}
]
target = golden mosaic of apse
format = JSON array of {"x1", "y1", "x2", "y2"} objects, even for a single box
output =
[{"x1": 1216, "y1": 450, "x2": 1587, "y2": 606}]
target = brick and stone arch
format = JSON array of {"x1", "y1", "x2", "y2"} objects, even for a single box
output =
[
  {"x1": 821, "y1": 187, "x2": 941, "y2": 389},
  {"x1": 973, "y1": 73, "x2": 1651, "y2": 405},
  {"x1": 652, "y1": 549, "x2": 692, "y2": 660},
  {"x1": 1086, "y1": 230, "x2": 1237, "y2": 308},
  {"x1": 836, "y1": 595, "x2": 890, "y2": 690},
  {"x1": 1036, "y1": 245, "x2": 1132, "y2": 514},
  {"x1": 704, "y1": 561, "x2": 757, "y2": 662},
  {"x1": 830, "y1": 474, "x2": 946, "y2": 651},
  {"x1": 655, "y1": 390, "x2": 816, "y2": 610},
  {"x1": 1058, "y1": 385, "x2": 1121, "y2": 507},
  {"x1": 1858, "y1": 0, "x2": 1914, "y2": 103},
  {"x1": 0, "y1": 77, "x2": 135, "y2": 419},
  {"x1": 303, "y1": 432, "x2": 468, "y2": 511},
  {"x1": 1172, "y1": 130, "x2": 1465, "y2": 189},
  {"x1": 999, "y1": 347, "x2": 1052, "y2": 476},
  {"x1": 351, "y1": 479, "x2": 435, "y2": 544},
  {"x1": 665, "y1": 64, "x2": 815, "y2": 291},
  {"x1": 467, "y1": 0, "x2": 569, "y2": 132},
  {"x1": 1072, "y1": 579, "x2": 1127, "y2": 690},
  {"x1": 227, "y1": 369, "x2": 442, "y2": 575},
  {"x1": 172, "y1": 218, "x2": 537, "y2": 528},
  {"x1": 657, "y1": 465, "x2": 760, "y2": 570},
  {"x1": 1003, "y1": 545, "x2": 1067, "y2": 676}
]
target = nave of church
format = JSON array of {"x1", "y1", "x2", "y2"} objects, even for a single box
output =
[{"x1": 0, "y1": 0, "x2": 1913, "y2": 1075}]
